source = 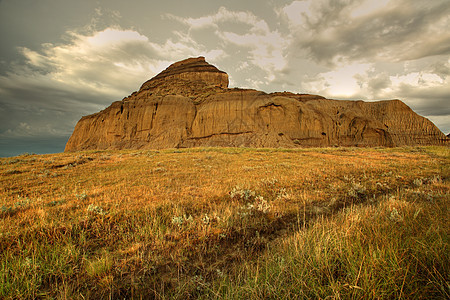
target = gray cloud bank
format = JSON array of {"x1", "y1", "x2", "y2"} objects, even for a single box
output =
[{"x1": 0, "y1": 0, "x2": 448, "y2": 156}]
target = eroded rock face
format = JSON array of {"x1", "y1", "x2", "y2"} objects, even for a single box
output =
[{"x1": 65, "y1": 57, "x2": 448, "y2": 151}]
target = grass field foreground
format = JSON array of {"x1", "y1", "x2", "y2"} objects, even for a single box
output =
[{"x1": 0, "y1": 146, "x2": 449, "y2": 299}]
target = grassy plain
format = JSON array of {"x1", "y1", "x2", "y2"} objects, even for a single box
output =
[{"x1": 0, "y1": 146, "x2": 449, "y2": 299}]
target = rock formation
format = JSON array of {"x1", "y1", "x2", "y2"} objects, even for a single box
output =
[{"x1": 65, "y1": 57, "x2": 448, "y2": 151}]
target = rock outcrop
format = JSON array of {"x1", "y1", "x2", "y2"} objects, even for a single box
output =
[
  {"x1": 65, "y1": 57, "x2": 448, "y2": 151},
  {"x1": 139, "y1": 56, "x2": 228, "y2": 92}
]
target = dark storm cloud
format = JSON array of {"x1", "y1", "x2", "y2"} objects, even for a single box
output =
[{"x1": 0, "y1": 75, "x2": 113, "y2": 140}]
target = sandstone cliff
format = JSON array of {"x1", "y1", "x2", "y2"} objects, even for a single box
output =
[{"x1": 65, "y1": 57, "x2": 448, "y2": 151}]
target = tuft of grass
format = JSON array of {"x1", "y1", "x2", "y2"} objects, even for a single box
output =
[{"x1": 85, "y1": 253, "x2": 113, "y2": 277}]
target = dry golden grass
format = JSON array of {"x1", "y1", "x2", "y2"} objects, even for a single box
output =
[{"x1": 0, "y1": 146, "x2": 448, "y2": 299}]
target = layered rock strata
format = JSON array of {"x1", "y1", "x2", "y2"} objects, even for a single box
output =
[{"x1": 65, "y1": 57, "x2": 448, "y2": 151}]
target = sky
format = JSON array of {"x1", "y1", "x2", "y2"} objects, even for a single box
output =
[{"x1": 0, "y1": 0, "x2": 449, "y2": 156}]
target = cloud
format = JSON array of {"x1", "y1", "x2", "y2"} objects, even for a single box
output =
[
  {"x1": 168, "y1": 6, "x2": 290, "y2": 85},
  {"x1": 15, "y1": 28, "x2": 196, "y2": 96},
  {"x1": 300, "y1": 57, "x2": 450, "y2": 121},
  {"x1": 301, "y1": 62, "x2": 373, "y2": 97},
  {"x1": 3, "y1": 25, "x2": 226, "y2": 102},
  {"x1": 2, "y1": 122, "x2": 67, "y2": 138},
  {"x1": 281, "y1": 0, "x2": 450, "y2": 66},
  {"x1": 392, "y1": 79, "x2": 450, "y2": 116},
  {"x1": 166, "y1": 6, "x2": 267, "y2": 32}
]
